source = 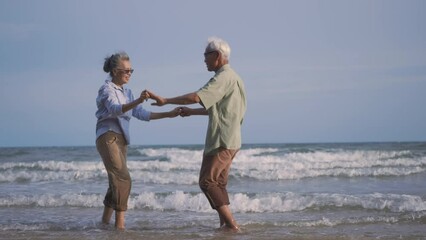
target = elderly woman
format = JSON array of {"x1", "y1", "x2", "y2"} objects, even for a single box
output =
[{"x1": 96, "y1": 52, "x2": 180, "y2": 229}]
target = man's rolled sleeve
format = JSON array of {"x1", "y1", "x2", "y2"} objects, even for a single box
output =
[{"x1": 196, "y1": 77, "x2": 227, "y2": 110}]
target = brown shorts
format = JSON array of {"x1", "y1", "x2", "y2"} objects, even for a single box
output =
[
  {"x1": 96, "y1": 131, "x2": 131, "y2": 211},
  {"x1": 199, "y1": 147, "x2": 239, "y2": 209}
]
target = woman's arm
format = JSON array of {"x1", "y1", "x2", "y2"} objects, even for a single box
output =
[
  {"x1": 149, "y1": 107, "x2": 182, "y2": 120},
  {"x1": 122, "y1": 90, "x2": 149, "y2": 113}
]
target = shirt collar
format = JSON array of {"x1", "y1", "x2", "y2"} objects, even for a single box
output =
[
  {"x1": 105, "y1": 79, "x2": 125, "y2": 91},
  {"x1": 215, "y1": 64, "x2": 230, "y2": 74}
]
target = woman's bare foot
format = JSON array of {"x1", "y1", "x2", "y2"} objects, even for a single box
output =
[{"x1": 102, "y1": 207, "x2": 114, "y2": 224}]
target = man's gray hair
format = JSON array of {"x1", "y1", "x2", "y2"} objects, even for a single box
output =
[{"x1": 206, "y1": 37, "x2": 231, "y2": 60}]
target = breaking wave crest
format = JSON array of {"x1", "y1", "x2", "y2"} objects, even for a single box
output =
[
  {"x1": 2, "y1": 191, "x2": 425, "y2": 213},
  {"x1": 1, "y1": 147, "x2": 425, "y2": 183}
]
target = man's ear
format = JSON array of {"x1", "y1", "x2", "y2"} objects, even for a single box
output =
[{"x1": 215, "y1": 51, "x2": 222, "y2": 61}]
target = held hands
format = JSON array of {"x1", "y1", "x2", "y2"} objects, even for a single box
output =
[
  {"x1": 168, "y1": 107, "x2": 192, "y2": 118},
  {"x1": 142, "y1": 89, "x2": 193, "y2": 118},
  {"x1": 145, "y1": 90, "x2": 167, "y2": 106},
  {"x1": 168, "y1": 107, "x2": 182, "y2": 118},
  {"x1": 179, "y1": 107, "x2": 192, "y2": 117},
  {"x1": 139, "y1": 90, "x2": 150, "y2": 103}
]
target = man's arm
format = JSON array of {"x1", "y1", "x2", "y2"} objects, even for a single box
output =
[
  {"x1": 147, "y1": 90, "x2": 201, "y2": 106},
  {"x1": 180, "y1": 107, "x2": 208, "y2": 117}
]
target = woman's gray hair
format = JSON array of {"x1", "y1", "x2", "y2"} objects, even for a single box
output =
[
  {"x1": 206, "y1": 37, "x2": 231, "y2": 60},
  {"x1": 103, "y1": 51, "x2": 130, "y2": 76}
]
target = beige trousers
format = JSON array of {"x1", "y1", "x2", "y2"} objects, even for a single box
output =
[{"x1": 96, "y1": 131, "x2": 131, "y2": 211}]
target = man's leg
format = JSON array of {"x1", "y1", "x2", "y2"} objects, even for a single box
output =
[
  {"x1": 217, "y1": 205, "x2": 239, "y2": 230},
  {"x1": 101, "y1": 207, "x2": 125, "y2": 230},
  {"x1": 199, "y1": 148, "x2": 239, "y2": 230},
  {"x1": 218, "y1": 212, "x2": 225, "y2": 227},
  {"x1": 115, "y1": 211, "x2": 125, "y2": 230}
]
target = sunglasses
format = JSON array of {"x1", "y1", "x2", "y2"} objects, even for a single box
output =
[
  {"x1": 116, "y1": 68, "x2": 134, "y2": 74},
  {"x1": 203, "y1": 50, "x2": 217, "y2": 57}
]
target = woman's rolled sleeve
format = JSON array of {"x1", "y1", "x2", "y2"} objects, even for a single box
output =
[{"x1": 132, "y1": 105, "x2": 151, "y2": 121}]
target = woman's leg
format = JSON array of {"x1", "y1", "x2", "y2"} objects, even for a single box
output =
[
  {"x1": 96, "y1": 132, "x2": 131, "y2": 229},
  {"x1": 102, "y1": 206, "x2": 114, "y2": 224}
]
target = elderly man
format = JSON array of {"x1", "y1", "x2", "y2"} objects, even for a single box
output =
[{"x1": 147, "y1": 37, "x2": 246, "y2": 231}]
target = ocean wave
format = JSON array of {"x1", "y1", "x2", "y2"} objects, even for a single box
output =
[
  {"x1": 232, "y1": 150, "x2": 426, "y2": 180},
  {"x1": 0, "y1": 167, "x2": 106, "y2": 183},
  {"x1": 2, "y1": 191, "x2": 425, "y2": 214},
  {"x1": 0, "y1": 164, "x2": 199, "y2": 185},
  {"x1": 247, "y1": 213, "x2": 426, "y2": 228},
  {"x1": 0, "y1": 160, "x2": 104, "y2": 171},
  {"x1": 0, "y1": 223, "x2": 52, "y2": 231},
  {"x1": 246, "y1": 216, "x2": 399, "y2": 228},
  {"x1": 0, "y1": 148, "x2": 425, "y2": 183},
  {"x1": 2, "y1": 214, "x2": 425, "y2": 233},
  {"x1": 231, "y1": 192, "x2": 426, "y2": 213}
]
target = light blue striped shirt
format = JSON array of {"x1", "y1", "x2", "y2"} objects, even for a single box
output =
[{"x1": 95, "y1": 80, "x2": 151, "y2": 144}]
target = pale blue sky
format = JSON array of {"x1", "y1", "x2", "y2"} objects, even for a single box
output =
[{"x1": 1, "y1": 0, "x2": 425, "y2": 147}]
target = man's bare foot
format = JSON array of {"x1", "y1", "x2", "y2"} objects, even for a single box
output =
[{"x1": 219, "y1": 223, "x2": 241, "y2": 233}]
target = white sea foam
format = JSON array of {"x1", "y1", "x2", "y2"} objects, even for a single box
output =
[
  {"x1": 0, "y1": 193, "x2": 104, "y2": 208},
  {"x1": 0, "y1": 160, "x2": 104, "y2": 171},
  {"x1": 0, "y1": 148, "x2": 425, "y2": 183},
  {"x1": 130, "y1": 171, "x2": 198, "y2": 185},
  {"x1": 0, "y1": 167, "x2": 106, "y2": 183},
  {"x1": 233, "y1": 149, "x2": 426, "y2": 180},
  {"x1": 255, "y1": 215, "x2": 402, "y2": 228},
  {"x1": 138, "y1": 148, "x2": 204, "y2": 163},
  {"x1": 0, "y1": 223, "x2": 52, "y2": 231},
  {"x1": 2, "y1": 191, "x2": 425, "y2": 214}
]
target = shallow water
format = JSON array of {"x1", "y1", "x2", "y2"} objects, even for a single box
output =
[{"x1": 1, "y1": 142, "x2": 426, "y2": 239}]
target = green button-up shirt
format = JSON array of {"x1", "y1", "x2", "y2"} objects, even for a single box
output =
[{"x1": 196, "y1": 64, "x2": 247, "y2": 155}]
